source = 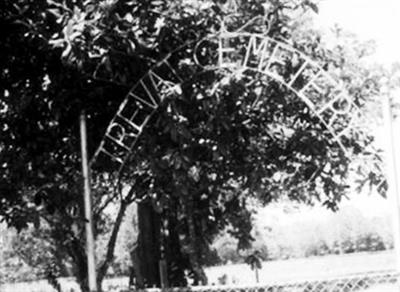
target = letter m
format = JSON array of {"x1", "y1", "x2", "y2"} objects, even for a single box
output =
[{"x1": 243, "y1": 35, "x2": 270, "y2": 70}]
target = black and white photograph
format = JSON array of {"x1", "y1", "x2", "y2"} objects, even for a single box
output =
[{"x1": 1, "y1": 0, "x2": 400, "y2": 291}]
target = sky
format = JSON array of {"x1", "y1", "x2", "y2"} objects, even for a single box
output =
[
  {"x1": 316, "y1": 0, "x2": 400, "y2": 65},
  {"x1": 234, "y1": 0, "x2": 400, "y2": 219},
  {"x1": 306, "y1": 0, "x2": 400, "y2": 216}
]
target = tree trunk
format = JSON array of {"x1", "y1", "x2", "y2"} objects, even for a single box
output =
[
  {"x1": 182, "y1": 197, "x2": 208, "y2": 286},
  {"x1": 136, "y1": 199, "x2": 161, "y2": 288},
  {"x1": 96, "y1": 201, "x2": 128, "y2": 290},
  {"x1": 132, "y1": 198, "x2": 208, "y2": 288},
  {"x1": 69, "y1": 238, "x2": 89, "y2": 292},
  {"x1": 164, "y1": 213, "x2": 188, "y2": 287},
  {"x1": 132, "y1": 200, "x2": 190, "y2": 288}
]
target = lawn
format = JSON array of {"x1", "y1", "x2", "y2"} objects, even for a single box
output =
[
  {"x1": 206, "y1": 250, "x2": 397, "y2": 285},
  {"x1": 0, "y1": 250, "x2": 397, "y2": 292}
]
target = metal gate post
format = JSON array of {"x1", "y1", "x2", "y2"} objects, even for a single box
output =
[
  {"x1": 382, "y1": 93, "x2": 400, "y2": 283},
  {"x1": 80, "y1": 110, "x2": 98, "y2": 292}
]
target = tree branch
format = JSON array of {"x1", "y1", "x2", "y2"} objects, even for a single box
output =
[{"x1": 97, "y1": 186, "x2": 135, "y2": 284}]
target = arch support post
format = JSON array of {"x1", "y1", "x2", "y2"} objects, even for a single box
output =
[
  {"x1": 80, "y1": 110, "x2": 98, "y2": 292},
  {"x1": 383, "y1": 94, "x2": 400, "y2": 281}
]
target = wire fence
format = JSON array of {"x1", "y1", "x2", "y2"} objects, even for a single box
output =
[
  {"x1": 0, "y1": 270, "x2": 398, "y2": 292},
  {"x1": 138, "y1": 271, "x2": 399, "y2": 292}
]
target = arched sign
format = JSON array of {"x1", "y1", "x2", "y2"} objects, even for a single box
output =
[
  {"x1": 90, "y1": 24, "x2": 381, "y2": 183},
  {"x1": 196, "y1": 32, "x2": 369, "y2": 151}
]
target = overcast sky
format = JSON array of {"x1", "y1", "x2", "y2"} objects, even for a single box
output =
[
  {"x1": 317, "y1": 0, "x2": 400, "y2": 65},
  {"x1": 311, "y1": 0, "x2": 400, "y2": 215}
]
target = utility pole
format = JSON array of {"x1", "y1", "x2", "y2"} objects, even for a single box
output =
[{"x1": 80, "y1": 110, "x2": 98, "y2": 292}]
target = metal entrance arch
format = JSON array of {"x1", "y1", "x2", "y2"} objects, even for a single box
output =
[
  {"x1": 90, "y1": 29, "x2": 381, "y2": 182},
  {"x1": 86, "y1": 16, "x2": 400, "y2": 291}
]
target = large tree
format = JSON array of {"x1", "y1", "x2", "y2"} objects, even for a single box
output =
[
  {"x1": 0, "y1": 0, "x2": 142, "y2": 290},
  {"x1": 0, "y1": 0, "x2": 386, "y2": 290}
]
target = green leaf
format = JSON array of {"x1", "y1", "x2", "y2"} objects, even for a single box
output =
[{"x1": 305, "y1": 1, "x2": 319, "y2": 14}]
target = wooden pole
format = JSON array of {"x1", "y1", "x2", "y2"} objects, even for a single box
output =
[
  {"x1": 382, "y1": 94, "x2": 400, "y2": 276},
  {"x1": 80, "y1": 110, "x2": 98, "y2": 292}
]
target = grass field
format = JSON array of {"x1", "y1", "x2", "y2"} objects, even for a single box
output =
[
  {"x1": 206, "y1": 250, "x2": 397, "y2": 285},
  {"x1": 0, "y1": 251, "x2": 397, "y2": 292}
]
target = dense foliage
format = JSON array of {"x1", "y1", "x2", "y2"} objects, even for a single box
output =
[{"x1": 0, "y1": 0, "x2": 386, "y2": 290}]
